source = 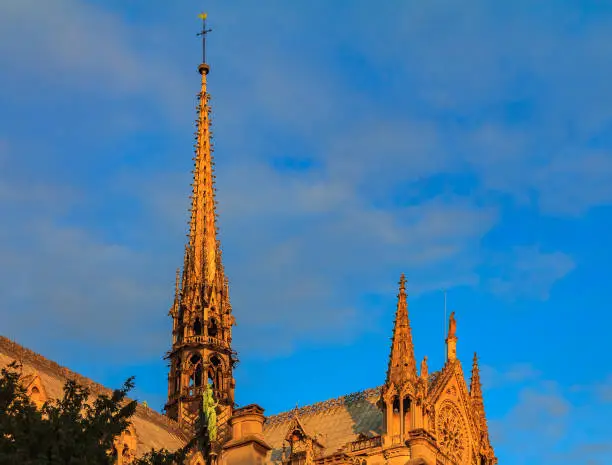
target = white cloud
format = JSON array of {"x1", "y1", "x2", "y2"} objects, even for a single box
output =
[
  {"x1": 486, "y1": 246, "x2": 575, "y2": 300},
  {"x1": 480, "y1": 362, "x2": 542, "y2": 390},
  {"x1": 0, "y1": 0, "x2": 189, "y2": 119},
  {"x1": 1, "y1": 0, "x2": 609, "y2": 361}
]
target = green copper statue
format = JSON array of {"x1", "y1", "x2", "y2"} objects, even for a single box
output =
[{"x1": 202, "y1": 382, "x2": 218, "y2": 442}]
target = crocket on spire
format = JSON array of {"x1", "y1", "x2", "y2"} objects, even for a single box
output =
[{"x1": 386, "y1": 273, "x2": 418, "y2": 386}]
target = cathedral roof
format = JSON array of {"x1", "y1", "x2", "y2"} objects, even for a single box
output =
[
  {"x1": 262, "y1": 368, "x2": 449, "y2": 462},
  {"x1": 263, "y1": 388, "x2": 383, "y2": 461},
  {"x1": 0, "y1": 336, "x2": 188, "y2": 457}
]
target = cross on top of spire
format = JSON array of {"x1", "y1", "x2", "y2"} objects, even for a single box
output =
[{"x1": 197, "y1": 12, "x2": 212, "y2": 74}]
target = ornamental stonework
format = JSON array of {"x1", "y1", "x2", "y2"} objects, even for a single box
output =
[{"x1": 437, "y1": 402, "x2": 468, "y2": 464}]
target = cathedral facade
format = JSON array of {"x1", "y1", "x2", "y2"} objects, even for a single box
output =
[{"x1": 0, "y1": 32, "x2": 497, "y2": 465}]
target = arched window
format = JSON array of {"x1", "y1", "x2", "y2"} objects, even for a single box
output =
[
  {"x1": 194, "y1": 364, "x2": 203, "y2": 387},
  {"x1": 207, "y1": 362, "x2": 215, "y2": 389},
  {"x1": 189, "y1": 354, "x2": 203, "y2": 390},
  {"x1": 207, "y1": 355, "x2": 222, "y2": 394},
  {"x1": 208, "y1": 318, "x2": 218, "y2": 337},
  {"x1": 193, "y1": 318, "x2": 203, "y2": 336}
]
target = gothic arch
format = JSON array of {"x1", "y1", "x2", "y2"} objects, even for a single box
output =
[
  {"x1": 207, "y1": 353, "x2": 224, "y2": 393},
  {"x1": 207, "y1": 316, "x2": 219, "y2": 337},
  {"x1": 193, "y1": 317, "x2": 203, "y2": 336},
  {"x1": 186, "y1": 353, "x2": 204, "y2": 394}
]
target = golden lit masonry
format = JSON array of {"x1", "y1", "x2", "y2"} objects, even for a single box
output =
[{"x1": 0, "y1": 18, "x2": 497, "y2": 465}]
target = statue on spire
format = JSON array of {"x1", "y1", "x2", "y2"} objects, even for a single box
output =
[
  {"x1": 448, "y1": 311, "x2": 457, "y2": 338},
  {"x1": 420, "y1": 355, "x2": 428, "y2": 379}
]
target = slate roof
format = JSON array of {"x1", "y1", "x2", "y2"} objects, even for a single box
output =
[
  {"x1": 0, "y1": 336, "x2": 188, "y2": 457},
  {"x1": 263, "y1": 388, "x2": 383, "y2": 462},
  {"x1": 262, "y1": 370, "x2": 448, "y2": 462}
]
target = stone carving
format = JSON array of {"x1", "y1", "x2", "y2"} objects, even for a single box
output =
[
  {"x1": 448, "y1": 311, "x2": 457, "y2": 338},
  {"x1": 202, "y1": 382, "x2": 218, "y2": 442},
  {"x1": 437, "y1": 402, "x2": 467, "y2": 464}
]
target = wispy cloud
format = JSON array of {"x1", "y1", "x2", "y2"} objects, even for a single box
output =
[{"x1": 485, "y1": 246, "x2": 575, "y2": 300}]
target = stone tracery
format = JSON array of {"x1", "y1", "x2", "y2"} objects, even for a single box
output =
[{"x1": 437, "y1": 402, "x2": 468, "y2": 464}]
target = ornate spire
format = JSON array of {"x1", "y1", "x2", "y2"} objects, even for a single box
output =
[
  {"x1": 170, "y1": 268, "x2": 181, "y2": 317},
  {"x1": 182, "y1": 46, "x2": 219, "y2": 296},
  {"x1": 470, "y1": 353, "x2": 488, "y2": 433},
  {"x1": 386, "y1": 273, "x2": 418, "y2": 386},
  {"x1": 166, "y1": 18, "x2": 236, "y2": 431}
]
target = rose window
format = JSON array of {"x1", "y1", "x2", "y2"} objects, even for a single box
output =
[{"x1": 437, "y1": 403, "x2": 467, "y2": 464}]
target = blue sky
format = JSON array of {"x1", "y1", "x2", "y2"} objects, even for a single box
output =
[{"x1": 1, "y1": 1, "x2": 611, "y2": 463}]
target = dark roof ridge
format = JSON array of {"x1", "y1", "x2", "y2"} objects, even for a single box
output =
[{"x1": 0, "y1": 335, "x2": 187, "y2": 440}]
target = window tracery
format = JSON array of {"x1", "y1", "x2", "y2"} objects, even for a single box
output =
[
  {"x1": 437, "y1": 402, "x2": 467, "y2": 464},
  {"x1": 187, "y1": 354, "x2": 203, "y2": 395}
]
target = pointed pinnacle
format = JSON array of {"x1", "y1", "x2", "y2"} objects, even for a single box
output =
[
  {"x1": 399, "y1": 273, "x2": 406, "y2": 292},
  {"x1": 470, "y1": 352, "x2": 483, "y2": 398}
]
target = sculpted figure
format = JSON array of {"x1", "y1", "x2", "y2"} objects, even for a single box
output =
[
  {"x1": 421, "y1": 356, "x2": 428, "y2": 379},
  {"x1": 448, "y1": 311, "x2": 457, "y2": 338},
  {"x1": 202, "y1": 382, "x2": 218, "y2": 442}
]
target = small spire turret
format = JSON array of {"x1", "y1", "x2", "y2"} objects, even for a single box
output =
[
  {"x1": 386, "y1": 273, "x2": 418, "y2": 386},
  {"x1": 470, "y1": 353, "x2": 483, "y2": 399},
  {"x1": 471, "y1": 353, "x2": 491, "y2": 444}
]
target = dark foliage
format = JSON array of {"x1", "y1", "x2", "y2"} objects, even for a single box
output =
[{"x1": 0, "y1": 362, "x2": 196, "y2": 465}]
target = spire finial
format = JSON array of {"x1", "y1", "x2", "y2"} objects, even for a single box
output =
[
  {"x1": 399, "y1": 273, "x2": 406, "y2": 292},
  {"x1": 197, "y1": 13, "x2": 212, "y2": 74}
]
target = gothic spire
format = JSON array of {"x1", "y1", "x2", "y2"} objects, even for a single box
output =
[
  {"x1": 470, "y1": 353, "x2": 488, "y2": 432},
  {"x1": 386, "y1": 273, "x2": 418, "y2": 386},
  {"x1": 182, "y1": 41, "x2": 219, "y2": 296}
]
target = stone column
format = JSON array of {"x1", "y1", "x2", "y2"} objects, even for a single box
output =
[{"x1": 399, "y1": 395, "x2": 404, "y2": 442}]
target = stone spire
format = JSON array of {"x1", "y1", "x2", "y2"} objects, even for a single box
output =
[
  {"x1": 386, "y1": 273, "x2": 418, "y2": 386},
  {"x1": 470, "y1": 353, "x2": 487, "y2": 428},
  {"x1": 181, "y1": 58, "x2": 220, "y2": 298},
  {"x1": 165, "y1": 19, "x2": 236, "y2": 438}
]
